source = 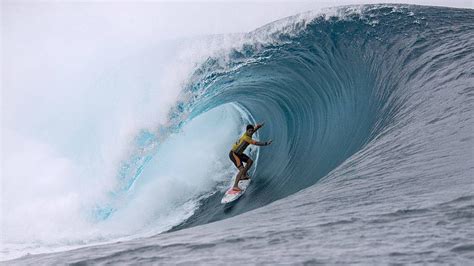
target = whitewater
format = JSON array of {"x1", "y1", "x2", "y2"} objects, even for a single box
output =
[{"x1": 2, "y1": 3, "x2": 473, "y2": 265}]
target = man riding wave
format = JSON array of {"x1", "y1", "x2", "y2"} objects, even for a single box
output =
[{"x1": 229, "y1": 123, "x2": 272, "y2": 192}]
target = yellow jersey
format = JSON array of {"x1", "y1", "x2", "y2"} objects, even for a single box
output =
[{"x1": 231, "y1": 132, "x2": 256, "y2": 154}]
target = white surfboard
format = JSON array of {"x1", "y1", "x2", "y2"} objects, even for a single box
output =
[{"x1": 221, "y1": 179, "x2": 251, "y2": 204}]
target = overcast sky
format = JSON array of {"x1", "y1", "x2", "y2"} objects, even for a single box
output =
[
  {"x1": 2, "y1": 1, "x2": 472, "y2": 68},
  {"x1": 3, "y1": 1, "x2": 472, "y2": 45},
  {"x1": 2, "y1": 0, "x2": 473, "y2": 127}
]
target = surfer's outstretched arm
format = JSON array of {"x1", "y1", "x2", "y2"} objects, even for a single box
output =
[
  {"x1": 250, "y1": 123, "x2": 272, "y2": 146},
  {"x1": 252, "y1": 123, "x2": 264, "y2": 135},
  {"x1": 252, "y1": 140, "x2": 272, "y2": 146}
]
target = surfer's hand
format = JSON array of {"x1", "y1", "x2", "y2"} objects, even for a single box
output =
[
  {"x1": 256, "y1": 123, "x2": 264, "y2": 128},
  {"x1": 266, "y1": 140, "x2": 272, "y2": 145}
]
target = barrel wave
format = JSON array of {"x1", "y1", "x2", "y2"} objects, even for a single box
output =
[
  {"x1": 166, "y1": 5, "x2": 473, "y2": 228},
  {"x1": 100, "y1": 5, "x2": 473, "y2": 228},
  {"x1": 4, "y1": 4, "x2": 474, "y2": 264}
]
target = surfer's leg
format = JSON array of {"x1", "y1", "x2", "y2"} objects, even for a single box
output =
[
  {"x1": 241, "y1": 158, "x2": 253, "y2": 180},
  {"x1": 232, "y1": 166, "x2": 245, "y2": 189},
  {"x1": 229, "y1": 151, "x2": 244, "y2": 190},
  {"x1": 229, "y1": 151, "x2": 241, "y2": 168},
  {"x1": 238, "y1": 154, "x2": 252, "y2": 180},
  {"x1": 245, "y1": 158, "x2": 253, "y2": 172}
]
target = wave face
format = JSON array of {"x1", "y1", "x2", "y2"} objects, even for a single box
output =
[
  {"x1": 4, "y1": 4, "x2": 474, "y2": 263},
  {"x1": 169, "y1": 5, "x2": 474, "y2": 228}
]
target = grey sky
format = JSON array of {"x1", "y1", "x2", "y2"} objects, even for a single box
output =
[{"x1": 1, "y1": 0, "x2": 473, "y2": 127}]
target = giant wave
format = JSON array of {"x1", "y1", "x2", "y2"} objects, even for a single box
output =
[
  {"x1": 3, "y1": 4, "x2": 474, "y2": 264},
  {"x1": 145, "y1": 4, "x2": 473, "y2": 229}
]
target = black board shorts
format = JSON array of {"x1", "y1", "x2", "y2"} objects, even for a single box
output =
[{"x1": 229, "y1": 151, "x2": 250, "y2": 168}]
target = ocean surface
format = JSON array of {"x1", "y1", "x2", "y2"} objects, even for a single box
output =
[{"x1": 3, "y1": 4, "x2": 474, "y2": 264}]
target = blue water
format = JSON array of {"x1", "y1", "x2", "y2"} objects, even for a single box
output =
[{"x1": 5, "y1": 4, "x2": 474, "y2": 264}]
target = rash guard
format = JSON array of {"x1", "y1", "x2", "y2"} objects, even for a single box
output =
[{"x1": 231, "y1": 133, "x2": 256, "y2": 154}]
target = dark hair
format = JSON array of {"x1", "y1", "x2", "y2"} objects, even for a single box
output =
[{"x1": 246, "y1": 124, "x2": 255, "y2": 131}]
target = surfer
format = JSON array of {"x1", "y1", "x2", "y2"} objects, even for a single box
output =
[{"x1": 229, "y1": 123, "x2": 272, "y2": 192}]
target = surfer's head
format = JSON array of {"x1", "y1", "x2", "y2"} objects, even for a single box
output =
[{"x1": 246, "y1": 124, "x2": 255, "y2": 135}]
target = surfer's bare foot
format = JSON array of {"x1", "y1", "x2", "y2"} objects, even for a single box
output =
[{"x1": 231, "y1": 187, "x2": 242, "y2": 192}]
